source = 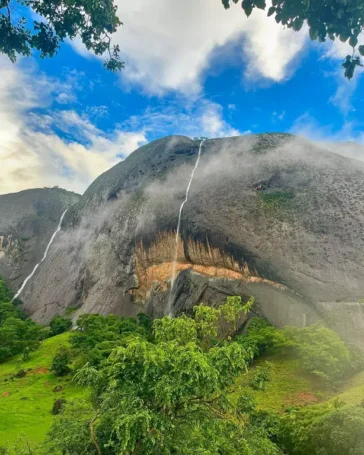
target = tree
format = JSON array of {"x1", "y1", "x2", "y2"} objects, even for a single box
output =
[
  {"x1": 50, "y1": 347, "x2": 72, "y2": 376},
  {"x1": 306, "y1": 406, "x2": 364, "y2": 455},
  {"x1": 0, "y1": 277, "x2": 47, "y2": 363},
  {"x1": 222, "y1": 0, "x2": 364, "y2": 79},
  {"x1": 50, "y1": 316, "x2": 72, "y2": 336},
  {"x1": 47, "y1": 297, "x2": 280, "y2": 454},
  {"x1": 279, "y1": 404, "x2": 364, "y2": 455},
  {"x1": 70, "y1": 314, "x2": 149, "y2": 368},
  {"x1": 0, "y1": 0, "x2": 123, "y2": 71},
  {"x1": 46, "y1": 400, "x2": 96, "y2": 455},
  {"x1": 284, "y1": 324, "x2": 354, "y2": 382}
]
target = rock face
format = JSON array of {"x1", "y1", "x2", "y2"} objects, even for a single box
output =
[
  {"x1": 0, "y1": 188, "x2": 80, "y2": 290},
  {"x1": 9, "y1": 135, "x2": 364, "y2": 347}
]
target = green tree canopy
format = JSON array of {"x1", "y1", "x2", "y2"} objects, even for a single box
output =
[
  {"x1": 222, "y1": 0, "x2": 364, "y2": 79},
  {"x1": 45, "y1": 297, "x2": 280, "y2": 454},
  {"x1": 0, "y1": 277, "x2": 47, "y2": 362},
  {"x1": 279, "y1": 403, "x2": 364, "y2": 455},
  {"x1": 0, "y1": 0, "x2": 123, "y2": 70}
]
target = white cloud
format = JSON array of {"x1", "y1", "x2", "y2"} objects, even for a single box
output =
[
  {"x1": 272, "y1": 110, "x2": 286, "y2": 122},
  {"x1": 0, "y1": 59, "x2": 146, "y2": 195},
  {"x1": 329, "y1": 74, "x2": 358, "y2": 116},
  {"x1": 71, "y1": 0, "x2": 307, "y2": 94},
  {"x1": 56, "y1": 91, "x2": 77, "y2": 104},
  {"x1": 325, "y1": 36, "x2": 364, "y2": 61},
  {"x1": 290, "y1": 112, "x2": 364, "y2": 162},
  {"x1": 321, "y1": 36, "x2": 363, "y2": 116},
  {"x1": 0, "y1": 58, "x2": 242, "y2": 195},
  {"x1": 123, "y1": 100, "x2": 241, "y2": 138}
]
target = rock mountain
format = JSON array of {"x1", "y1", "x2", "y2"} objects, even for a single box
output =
[
  {"x1": 2, "y1": 135, "x2": 364, "y2": 347},
  {"x1": 0, "y1": 188, "x2": 80, "y2": 290}
]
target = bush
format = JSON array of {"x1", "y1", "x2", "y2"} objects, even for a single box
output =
[
  {"x1": 250, "y1": 362, "x2": 272, "y2": 391},
  {"x1": 279, "y1": 404, "x2": 364, "y2": 455},
  {"x1": 0, "y1": 277, "x2": 47, "y2": 363},
  {"x1": 285, "y1": 324, "x2": 353, "y2": 382},
  {"x1": 50, "y1": 348, "x2": 72, "y2": 376},
  {"x1": 52, "y1": 398, "x2": 67, "y2": 415},
  {"x1": 50, "y1": 316, "x2": 72, "y2": 336},
  {"x1": 236, "y1": 317, "x2": 291, "y2": 358}
]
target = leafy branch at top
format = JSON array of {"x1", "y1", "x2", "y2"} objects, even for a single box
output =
[
  {"x1": 222, "y1": 0, "x2": 364, "y2": 79},
  {"x1": 0, "y1": 0, "x2": 124, "y2": 71}
]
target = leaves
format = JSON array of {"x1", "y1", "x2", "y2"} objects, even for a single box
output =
[
  {"x1": 342, "y1": 55, "x2": 363, "y2": 80},
  {"x1": 349, "y1": 35, "x2": 358, "y2": 47},
  {"x1": 44, "y1": 298, "x2": 273, "y2": 454},
  {"x1": 242, "y1": 0, "x2": 254, "y2": 17},
  {"x1": 220, "y1": 0, "x2": 364, "y2": 79},
  {"x1": 0, "y1": 0, "x2": 123, "y2": 69}
]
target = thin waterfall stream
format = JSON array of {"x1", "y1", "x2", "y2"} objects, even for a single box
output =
[
  {"x1": 167, "y1": 139, "x2": 206, "y2": 315},
  {"x1": 12, "y1": 209, "x2": 68, "y2": 301}
]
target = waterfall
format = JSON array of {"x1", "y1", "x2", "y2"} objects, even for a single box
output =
[
  {"x1": 167, "y1": 139, "x2": 206, "y2": 315},
  {"x1": 12, "y1": 209, "x2": 68, "y2": 301}
]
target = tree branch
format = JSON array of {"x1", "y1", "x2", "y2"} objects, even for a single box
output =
[{"x1": 90, "y1": 415, "x2": 102, "y2": 455}]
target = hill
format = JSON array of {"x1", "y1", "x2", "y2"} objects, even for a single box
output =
[
  {"x1": 4, "y1": 134, "x2": 364, "y2": 347},
  {"x1": 0, "y1": 188, "x2": 80, "y2": 292},
  {"x1": 0, "y1": 333, "x2": 87, "y2": 445},
  {"x1": 0, "y1": 332, "x2": 362, "y2": 447}
]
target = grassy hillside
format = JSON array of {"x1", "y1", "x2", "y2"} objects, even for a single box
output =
[
  {"x1": 232, "y1": 350, "x2": 364, "y2": 414},
  {"x1": 2, "y1": 338, "x2": 361, "y2": 447},
  {"x1": 233, "y1": 353, "x2": 327, "y2": 411},
  {"x1": 336, "y1": 370, "x2": 364, "y2": 406},
  {"x1": 0, "y1": 333, "x2": 87, "y2": 445}
]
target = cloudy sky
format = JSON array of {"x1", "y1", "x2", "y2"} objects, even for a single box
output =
[{"x1": 1, "y1": 0, "x2": 363, "y2": 195}]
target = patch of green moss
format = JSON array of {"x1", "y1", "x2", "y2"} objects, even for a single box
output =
[{"x1": 258, "y1": 191, "x2": 294, "y2": 218}]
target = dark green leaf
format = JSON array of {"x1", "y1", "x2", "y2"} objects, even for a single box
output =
[
  {"x1": 254, "y1": 0, "x2": 266, "y2": 10},
  {"x1": 349, "y1": 35, "x2": 358, "y2": 48},
  {"x1": 309, "y1": 27, "x2": 318, "y2": 41},
  {"x1": 242, "y1": 0, "x2": 253, "y2": 17}
]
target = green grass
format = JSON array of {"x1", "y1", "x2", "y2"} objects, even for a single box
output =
[
  {"x1": 232, "y1": 353, "x2": 327, "y2": 412},
  {"x1": 258, "y1": 191, "x2": 294, "y2": 218},
  {"x1": 334, "y1": 371, "x2": 364, "y2": 406},
  {"x1": 1, "y1": 335, "x2": 363, "y2": 446},
  {"x1": 0, "y1": 333, "x2": 88, "y2": 445}
]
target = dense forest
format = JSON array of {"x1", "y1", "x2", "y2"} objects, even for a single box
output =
[{"x1": 0, "y1": 277, "x2": 364, "y2": 454}]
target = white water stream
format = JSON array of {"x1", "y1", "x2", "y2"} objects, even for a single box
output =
[
  {"x1": 12, "y1": 209, "x2": 68, "y2": 301},
  {"x1": 167, "y1": 139, "x2": 205, "y2": 314}
]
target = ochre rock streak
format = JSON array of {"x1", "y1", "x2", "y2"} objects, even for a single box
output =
[{"x1": 134, "y1": 231, "x2": 285, "y2": 302}]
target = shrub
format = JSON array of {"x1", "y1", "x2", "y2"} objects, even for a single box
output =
[
  {"x1": 285, "y1": 324, "x2": 352, "y2": 382},
  {"x1": 52, "y1": 398, "x2": 67, "y2": 415},
  {"x1": 236, "y1": 317, "x2": 291, "y2": 358},
  {"x1": 50, "y1": 316, "x2": 72, "y2": 336},
  {"x1": 50, "y1": 348, "x2": 72, "y2": 376},
  {"x1": 250, "y1": 362, "x2": 272, "y2": 391},
  {"x1": 279, "y1": 405, "x2": 364, "y2": 455}
]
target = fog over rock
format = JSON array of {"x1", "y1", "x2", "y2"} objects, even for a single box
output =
[
  {"x1": 0, "y1": 188, "x2": 80, "y2": 290},
  {"x1": 3, "y1": 134, "x2": 364, "y2": 347}
]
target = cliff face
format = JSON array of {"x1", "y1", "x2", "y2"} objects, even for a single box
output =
[
  {"x1": 0, "y1": 188, "x2": 80, "y2": 290},
  {"x1": 10, "y1": 134, "x2": 364, "y2": 347}
]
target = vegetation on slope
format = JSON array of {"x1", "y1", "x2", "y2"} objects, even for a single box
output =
[
  {"x1": 0, "y1": 286, "x2": 364, "y2": 454},
  {"x1": 0, "y1": 333, "x2": 87, "y2": 445},
  {"x1": 0, "y1": 279, "x2": 48, "y2": 362}
]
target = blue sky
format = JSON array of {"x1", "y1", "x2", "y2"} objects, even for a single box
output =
[{"x1": 1, "y1": 0, "x2": 363, "y2": 194}]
